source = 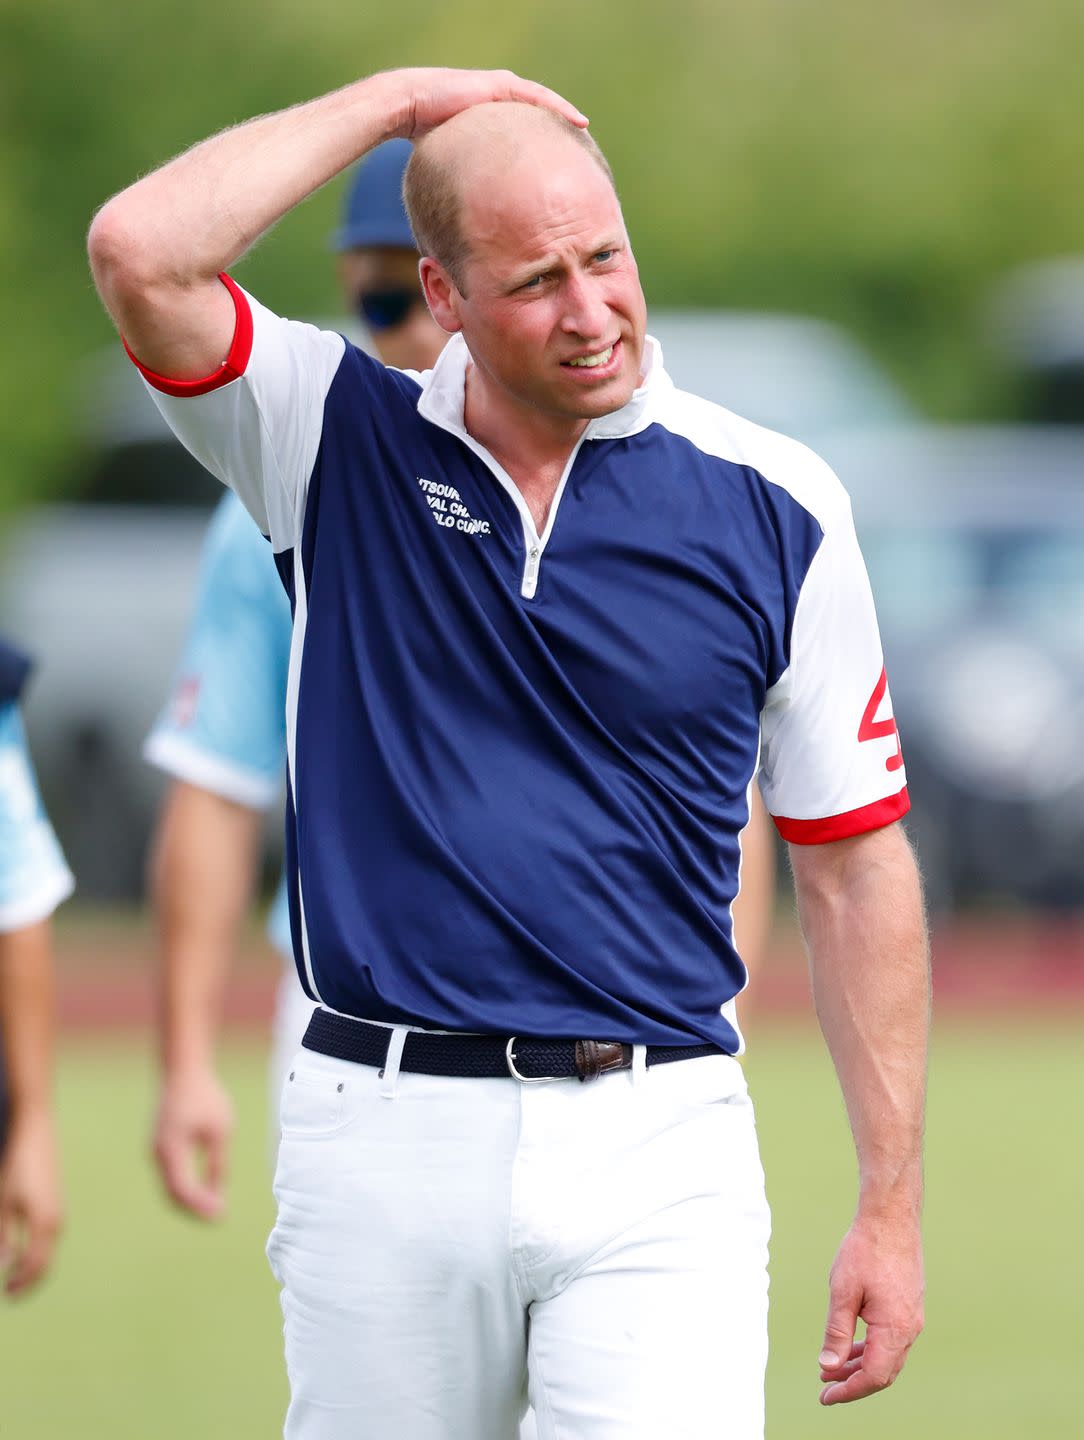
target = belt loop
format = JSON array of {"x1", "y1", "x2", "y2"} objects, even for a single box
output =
[
  {"x1": 630, "y1": 1044, "x2": 647, "y2": 1087},
  {"x1": 379, "y1": 1027, "x2": 408, "y2": 1099}
]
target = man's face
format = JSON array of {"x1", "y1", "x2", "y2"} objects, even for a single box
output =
[
  {"x1": 448, "y1": 143, "x2": 647, "y2": 425},
  {"x1": 337, "y1": 247, "x2": 447, "y2": 372}
]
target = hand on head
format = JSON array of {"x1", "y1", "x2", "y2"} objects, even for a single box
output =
[{"x1": 386, "y1": 68, "x2": 588, "y2": 140}]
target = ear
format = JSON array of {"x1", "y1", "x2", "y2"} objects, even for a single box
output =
[{"x1": 419, "y1": 258, "x2": 462, "y2": 335}]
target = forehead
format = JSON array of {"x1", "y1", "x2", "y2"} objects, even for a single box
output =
[{"x1": 461, "y1": 143, "x2": 623, "y2": 275}]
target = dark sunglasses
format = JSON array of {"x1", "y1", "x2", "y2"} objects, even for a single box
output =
[{"x1": 355, "y1": 287, "x2": 425, "y2": 333}]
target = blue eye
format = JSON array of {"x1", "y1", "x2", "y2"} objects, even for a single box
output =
[{"x1": 594, "y1": 250, "x2": 615, "y2": 264}]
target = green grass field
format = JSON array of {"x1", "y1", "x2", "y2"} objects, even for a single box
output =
[{"x1": 1, "y1": 1014, "x2": 1080, "y2": 1437}]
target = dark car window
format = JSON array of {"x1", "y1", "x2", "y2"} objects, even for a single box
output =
[{"x1": 78, "y1": 440, "x2": 222, "y2": 508}]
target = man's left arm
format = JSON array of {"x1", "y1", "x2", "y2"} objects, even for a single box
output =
[{"x1": 789, "y1": 820, "x2": 929, "y2": 1405}]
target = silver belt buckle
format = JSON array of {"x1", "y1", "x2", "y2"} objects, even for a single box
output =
[{"x1": 505, "y1": 1037, "x2": 566, "y2": 1084}]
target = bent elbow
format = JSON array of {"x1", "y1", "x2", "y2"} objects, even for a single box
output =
[
  {"x1": 87, "y1": 201, "x2": 139, "y2": 305},
  {"x1": 87, "y1": 200, "x2": 159, "y2": 321}
]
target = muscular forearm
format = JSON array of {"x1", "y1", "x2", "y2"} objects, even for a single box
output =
[
  {"x1": 87, "y1": 74, "x2": 408, "y2": 376},
  {"x1": 150, "y1": 783, "x2": 262, "y2": 1076},
  {"x1": 791, "y1": 823, "x2": 929, "y2": 1216},
  {"x1": 0, "y1": 921, "x2": 55, "y2": 1118},
  {"x1": 92, "y1": 79, "x2": 404, "y2": 289}
]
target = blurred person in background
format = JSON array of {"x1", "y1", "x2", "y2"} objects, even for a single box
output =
[
  {"x1": 0, "y1": 638, "x2": 73, "y2": 1296},
  {"x1": 147, "y1": 140, "x2": 448, "y2": 1218},
  {"x1": 145, "y1": 135, "x2": 779, "y2": 1216}
]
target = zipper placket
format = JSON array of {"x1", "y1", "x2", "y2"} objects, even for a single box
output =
[
  {"x1": 522, "y1": 539, "x2": 542, "y2": 598},
  {"x1": 444, "y1": 426, "x2": 592, "y2": 600}
]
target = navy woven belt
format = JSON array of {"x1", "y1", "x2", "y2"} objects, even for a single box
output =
[{"x1": 302, "y1": 1009, "x2": 723, "y2": 1083}]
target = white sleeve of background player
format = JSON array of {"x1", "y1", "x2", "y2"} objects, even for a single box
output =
[
  {"x1": 758, "y1": 496, "x2": 909, "y2": 844},
  {"x1": 0, "y1": 704, "x2": 75, "y2": 932},
  {"x1": 143, "y1": 493, "x2": 291, "y2": 809},
  {"x1": 127, "y1": 274, "x2": 346, "y2": 549}
]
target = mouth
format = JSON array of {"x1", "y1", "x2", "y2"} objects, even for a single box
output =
[{"x1": 559, "y1": 338, "x2": 622, "y2": 379}]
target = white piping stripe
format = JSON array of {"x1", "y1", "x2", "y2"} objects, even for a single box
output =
[{"x1": 284, "y1": 540, "x2": 321, "y2": 1003}]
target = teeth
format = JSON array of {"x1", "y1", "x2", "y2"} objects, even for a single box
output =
[{"x1": 567, "y1": 345, "x2": 614, "y2": 368}]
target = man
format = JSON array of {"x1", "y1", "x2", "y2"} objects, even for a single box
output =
[
  {"x1": 147, "y1": 141, "x2": 448, "y2": 1218},
  {"x1": 146, "y1": 135, "x2": 776, "y2": 1212},
  {"x1": 89, "y1": 68, "x2": 927, "y2": 1439},
  {"x1": 0, "y1": 639, "x2": 73, "y2": 1296}
]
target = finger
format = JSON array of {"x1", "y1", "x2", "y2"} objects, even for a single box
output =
[
  {"x1": 157, "y1": 1135, "x2": 223, "y2": 1221},
  {"x1": 493, "y1": 71, "x2": 589, "y2": 127},
  {"x1": 819, "y1": 1354, "x2": 865, "y2": 1383},
  {"x1": 819, "y1": 1340, "x2": 864, "y2": 1381},
  {"x1": 819, "y1": 1286, "x2": 860, "y2": 1371},
  {"x1": 858, "y1": 1322, "x2": 911, "y2": 1389},
  {"x1": 820, "y1": 1369, "x2": 893, "y2": 1406},
  {"x1": 819, "y1": 1329, "x2": 909, "y2": 1405},
  {"x1": 203, "y1": 1129, "x2": 232, "y2": 1213},
  {"x1": 477, "y1": 71, "x2": 587, "y2": 128},
  {"x1": 5, "y1": 1210, "x2": 60, "y2": 1297}
]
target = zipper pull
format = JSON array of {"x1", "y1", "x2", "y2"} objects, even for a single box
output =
[{"x1": 522, "y1": 544, "x2": 541, "y2": 598}]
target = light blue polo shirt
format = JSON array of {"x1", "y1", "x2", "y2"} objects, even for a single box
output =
[
  {"x1": 0, "y1": 701, "x2": 74, "y2": 933},
  {"x1": 144, "y1": 490, "x2": 293, "y2": 957}
]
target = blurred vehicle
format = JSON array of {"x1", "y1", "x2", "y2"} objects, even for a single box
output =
[
  {"x1": 833, "y1": 424, "x2": 1084, "y2": 912},
  {"x1": 649, "y1": 310, "x2": 912, "y2": 441},
  {"x1": 0, "y1": 313, "x2": 913, "y2": 897}
]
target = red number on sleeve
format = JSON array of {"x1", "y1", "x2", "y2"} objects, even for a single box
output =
[{"x1": 858, "y1": 666, "x2": 904, "y2": 773}]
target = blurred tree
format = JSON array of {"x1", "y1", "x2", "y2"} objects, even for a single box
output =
[{"x1": 1, "y1": 0, "x2": 1082, "y2": 514}]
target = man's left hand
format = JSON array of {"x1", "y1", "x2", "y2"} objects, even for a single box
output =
[{"x1": 817, "y1": 1210, "x2": 924, "y2": 1404}]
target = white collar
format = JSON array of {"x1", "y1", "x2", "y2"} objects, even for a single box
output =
[{"x1": 415, "y1": 332, "x2": 670, "y2": 443}]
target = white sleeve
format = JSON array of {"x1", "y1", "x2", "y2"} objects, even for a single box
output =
[
  {"x1": 128, "y1": 274, "x2": 346, "y2": 550},
  {"x1": 758, "y1": 494, "x2": 909, "y2": 844},
  {"x1": 0, "y1": 704, "x2": 75, "y2": 931}
]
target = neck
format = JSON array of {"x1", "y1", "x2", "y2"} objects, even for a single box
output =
[{"x1": 463, "y1": 363, "x2": 588, "y2": 477}]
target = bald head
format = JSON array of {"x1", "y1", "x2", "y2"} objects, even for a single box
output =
[{"x1": 403, "y1": 102, "x2": 616, "y2": 294}]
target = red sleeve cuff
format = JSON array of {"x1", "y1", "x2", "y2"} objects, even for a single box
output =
[
  {"x1": 122, "y1": 273, "x2": 253, "y2": 397},
  {"x1": 772, "y1": 786, "x2": 910, "y2": 845}
]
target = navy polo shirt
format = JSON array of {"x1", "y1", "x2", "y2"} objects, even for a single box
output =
[{"x1": 134, "y1": 278, "x2": 908, "y2": 1053}]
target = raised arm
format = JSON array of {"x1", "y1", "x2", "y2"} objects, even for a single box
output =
[
  {"x1": 789, "y1": 821, "x2": 929, "y2": 1406},
  {"x1": 86, "y1": 68, "x2": 587, "y2": 379}
]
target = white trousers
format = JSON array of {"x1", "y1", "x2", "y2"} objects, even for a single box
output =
[
  {"x1": 267, "y1": 1026, "x2": 771, "y2": 1440},
  {"x1": 269, "y1": 965, "x2": 318, "y2": 1150}
]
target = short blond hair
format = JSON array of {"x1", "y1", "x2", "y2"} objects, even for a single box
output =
[{"x1": 403, "y1": 113, "x2": 615, "y2": 294}]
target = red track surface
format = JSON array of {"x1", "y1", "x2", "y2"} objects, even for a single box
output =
[{"x1": 53, "y1": 910, "x2": 1084, "y2": 1033}]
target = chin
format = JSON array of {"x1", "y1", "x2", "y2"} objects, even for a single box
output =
[{"x1": 573, "y1": 376, "x2": 638, "y2": 419}]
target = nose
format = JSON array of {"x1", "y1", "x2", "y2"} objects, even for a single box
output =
[{"x1": 559, "y1": 271, "x2": 610, "y2": 341}]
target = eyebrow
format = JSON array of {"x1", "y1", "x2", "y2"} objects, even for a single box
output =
[{"x1": 506, "y1": 238, "x2": 624, "y2": 290}]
